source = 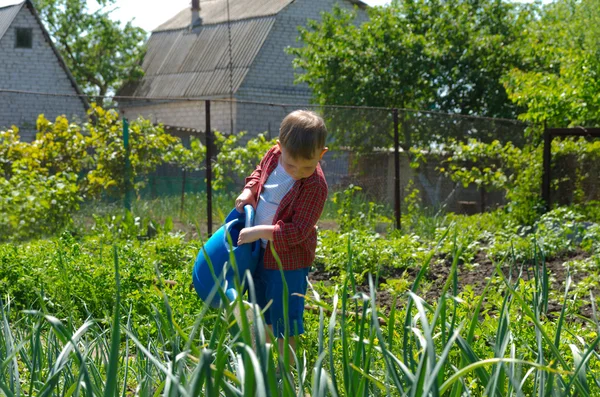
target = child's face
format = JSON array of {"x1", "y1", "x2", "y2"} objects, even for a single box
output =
[{"x1": 278, "y1": 142, "x2": 328, "y2": 180}]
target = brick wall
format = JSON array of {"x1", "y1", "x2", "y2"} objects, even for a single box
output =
[
  {"x1": 120, "y1": 99, "x2": 234, "y2": 134},
  {"x1": 0, "y1": 5, "x2": 86, "y2": 141}
]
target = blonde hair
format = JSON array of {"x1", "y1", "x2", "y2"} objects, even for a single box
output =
[{"x1": 279, "y1": 110, "x2": 327, "y2": 159}]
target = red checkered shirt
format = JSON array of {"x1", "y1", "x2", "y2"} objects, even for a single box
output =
[{"x1": 244, "y1": 145, "x2": 328, "y2": 270}]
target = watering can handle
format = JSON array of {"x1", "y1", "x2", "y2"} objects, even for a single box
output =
[{"x1": 244, "y1": 204, "x2": 255, "y2": 228}]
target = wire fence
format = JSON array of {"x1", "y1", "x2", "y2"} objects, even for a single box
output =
[
  {"x1": 543, "y1": 128, "x2": 600, "y2": 208},
  {"x1": 2, "y1": 88, "x2": 599, "y2": 233}
]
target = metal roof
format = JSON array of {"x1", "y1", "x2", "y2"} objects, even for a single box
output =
[
  {"x1": 0, "y1": 1, "x2": 23, "y2": 41},
  {"x1": 155, "y1": 0, "x2": 293, "y2": 31},
  {"x1": 124, "y1": 0, "x2": 369, "y2": 100},
  {"x1": 126, "y1": 16, "x2": 275, "y2": 98},
  {"x1": 155, "y1": 0, "x2": 368, "y2": 32}
]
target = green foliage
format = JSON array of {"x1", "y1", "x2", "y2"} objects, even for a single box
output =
[
  {"x1": 503, "y1": 0, "x2": 600, "y2": 128},
  {"x1": 0, "y1": 117, "x2": 88, "y2": 240},
  {"x1": 331, "y1": 185, "x2": 381, "y2": 233},
  {"x1": 0, "y1": 128, "x2": 26, "y2": 179},
  {"x1": 86, "y1": 105, "x2": 183, "y2": 198},
  {"x1": 174, "y1": 136, "x2": 206, "y2": 172},
  {"x1": 0, "y1": 171, "x2": 80, "y2": 241},
  {"x1": 33, "y1": 0, "x2": 146, "y2": 103},
  {"x1": 2, "y1": 220, "x2": 600, "y2": 395},
  {"x1": 439, "y1": 139, "x2": 523, "y2": 191},
  {"x1": 0, "y1": 107, "x2": 197, "y2": 241},
  {"x1": 410, "y1": 139, "x2": 545, "y2": 224},
  {"x1": 31, "y1": 115, "x2": 91, "y2": 175},
  {"x1": 410, "y1": 137, "x2": 599, "y2": 225},
  {"x1": 0, "y1": 231, "x2": 201, "y2": 332},
  {"x1": 290, "y1": 0, "x2": 529, "y2": 150},
  {"x1": 212, "y1": 132, "x2": 277, "y2": 191}
]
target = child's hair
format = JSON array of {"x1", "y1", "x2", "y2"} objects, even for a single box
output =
[{"x1": 279, "y1": 110, "x2": 327, "y2": 159}]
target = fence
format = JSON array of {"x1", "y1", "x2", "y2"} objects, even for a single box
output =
[
  {"x1": 2, "y1": 88, "x2": 599, "y2": 235},
  {"x1": 115, "y1": 96, "x2": 533, "y2": 231},
  {"x1": 543, "y1": 128, "x2": 600, "y2": 208}
]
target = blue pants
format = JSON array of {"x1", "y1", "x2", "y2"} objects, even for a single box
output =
[{"x1": 252, "y1": 248, "x2": 309, "y2": 338}]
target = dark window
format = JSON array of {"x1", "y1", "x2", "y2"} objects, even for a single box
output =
[{"x1": 15, "y1": 28, "x2": 33, "y2": 49}]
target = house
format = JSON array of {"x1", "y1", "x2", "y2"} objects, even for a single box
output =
[
  {"x1": 0, "y1": 0, "x2": 87, "y2": 141},
  {"x1": 119, "y1": 0, "x2": 368, "y2": 139}
]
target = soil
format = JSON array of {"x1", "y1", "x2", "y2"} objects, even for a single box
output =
[{"x1": 309, "y1": 249, "x2": 598, "y2": 318}]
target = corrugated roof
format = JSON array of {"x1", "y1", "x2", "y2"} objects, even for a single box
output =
[
  {"x1": 121, "y1": 0, "x2": 370, "y2": 100},
  {"x1": 0, "y1": 1, "x2": 23, "y2": 41},
  {"x1": 155, "y1": 0, "x2": 293, "y2": 31},
  {"x1": 155, "y1": 0, "x2": 368, "y2": 32},
  {"x1": 127, "y1": 17, "x2": 275, "y2": 98}
]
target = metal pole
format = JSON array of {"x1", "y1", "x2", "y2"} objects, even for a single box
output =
[
  {"x1": 180, "y1": 168, "x2": 186, "y2": 217},
  {"x1": 123, "y1": 118, "x2": 131, "y2": 212},
  {"x1": 542, "y1": 125, "x2": 552, "y2": 211},
  {"x1": 393, "y1": 109, "x2": 401, "y2": 230},
  {"x1": 480, "y1": 187, "x2": 485, "y2": 213},
  {"x1": 206, "y1": 100, "x2": 213, "y2": 236}
]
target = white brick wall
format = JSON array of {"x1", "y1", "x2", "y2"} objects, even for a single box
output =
[
  {"x1": 120, "y1": 99, "x2": 235, "y2": 135},
  {"x1": 0, "y1": 5, "x2": 87, "y2": 141}
]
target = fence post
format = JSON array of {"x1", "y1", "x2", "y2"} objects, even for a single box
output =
[
  {"x1": 206, "y1": 100, "x2": 213, "y2": 236},
  {"x1": 180, "y1": 168, "x2": 186, "y2": 217},
  {"x1": 542, "y1": 126, "x2": 552, "y2": 211},
  {"x1": 123, "y1": 118, "x2": 131, "y2": 212},
  {"x1": 393, "y1": 108, "x2": 401, "y2": 230}
]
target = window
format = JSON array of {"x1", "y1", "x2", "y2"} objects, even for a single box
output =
[{"x1": 15, "y1": 28, "x2": 33, "y2": 49}]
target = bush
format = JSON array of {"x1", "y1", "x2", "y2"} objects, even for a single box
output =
[
  {"x1": 86, "y1": 105, "x2": 184, "y2": 198},
  {"x1": 0, "y1": 107, "x2": 198, "y2": 241},
  {"x1": 212, "y1": 132, "x2": 277, "y2": 191}
]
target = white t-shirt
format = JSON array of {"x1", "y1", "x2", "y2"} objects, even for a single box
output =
[{"x1": 254, "y1": 160, "x2": 295, "y2": 247}]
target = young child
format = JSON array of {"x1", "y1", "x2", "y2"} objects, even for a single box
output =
[{"x1": 235, "y1": 110, "x2": 328, "y2": 358}]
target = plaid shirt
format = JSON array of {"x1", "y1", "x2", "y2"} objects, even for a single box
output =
[{"x1": 244, "y1": 146, "x2": 328, "y2": 270}]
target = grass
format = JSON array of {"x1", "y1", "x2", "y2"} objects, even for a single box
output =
[
  {"x1": 72, "y1": 190, "x2": 392, "y2": 239},
  {"x1": 2, "y1": 230, "x2": 599, "y2": 396}
]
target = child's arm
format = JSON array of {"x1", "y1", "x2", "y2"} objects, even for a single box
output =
[
  {"x1": 235, "y1": 188, "x2": 255, "y2": 212},
  {"x1": 237, "y1": 181, "x2": 327, "y2": 247},
  {"x1": 235, "y1": 146, "x2": 277, "y2": 212},
  {"x1": 237, "y1": 225, "x2": 274, "y2": 245}
]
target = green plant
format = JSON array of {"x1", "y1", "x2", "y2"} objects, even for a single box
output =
[
  {"x1": 331, "y1": 185, "x2": 387, "y2": 233},
  {"x1": 0, "y1": 171, "x2": 81, "y2": 241},
  {"x1": 86, "y1": 105, "x2": 183, "y2": 198},
  {"x1": 0, "y1": 127, "x2": 26, "y2": 179},
  {"x1": 2, "y1": 233, "x2": 599, "y2": 396},
  {"x1": 212, "y1": 132, "x2": 277, "y2": 191}
]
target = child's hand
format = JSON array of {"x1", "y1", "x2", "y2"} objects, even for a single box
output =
[
  {"x1": 235, "y1": 188, "x2": 255, "y2": 212},
  {"x1": 238, "y1": 227, "x2": 261, "y2": 245}
]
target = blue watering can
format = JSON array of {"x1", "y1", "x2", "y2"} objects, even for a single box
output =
[{"x1": 192, "y1": 205, "x2": 260, "y2": 308}]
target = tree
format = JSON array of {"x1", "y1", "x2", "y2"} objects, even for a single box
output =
[
  {"x1": 33, "y1": 0, "x2": 146, "y2": 105},
  {"x1": 502, "y1": 0, "x2": 600, "y2": 129},
  {"x1": 289, "y1": 0, "x2": 531, "y2": 150}
]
